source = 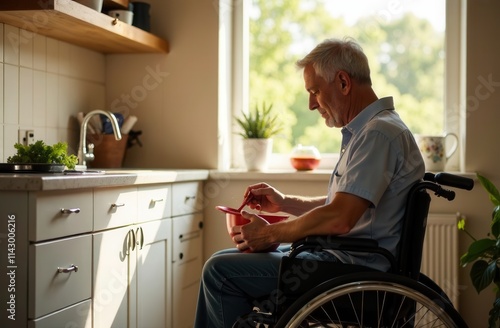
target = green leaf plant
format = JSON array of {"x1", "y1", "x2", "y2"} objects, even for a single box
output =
[
  {"x1": 235, "y1": 102, "x2": 282, "y2": 139},
  {"x1": 458, "y1": 173, "x2": 500, "y2": 328},
  {"x1": 7, "y1": 140, "x2": 78, "y2": 169}
]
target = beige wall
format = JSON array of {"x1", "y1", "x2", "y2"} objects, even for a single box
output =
[
  {"x1": 0, "y1": 24, "x2": 106, "y2": 160},
  {"x1": 1, "y1": 0, "x2": 499, "y2": 325},
  {"x1": 456, "y1": 0, "x2": 500, "y2": 323},
  {"x1": 106, "y1": 0, "x2": 220, "y2": 169}
]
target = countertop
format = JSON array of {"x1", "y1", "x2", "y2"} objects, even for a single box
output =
[{"x1": 0, "y1": 169, "x2": 210, "y2": 191}]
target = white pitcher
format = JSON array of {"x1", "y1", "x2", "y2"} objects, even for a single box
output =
[{"x1": 415, "y1": 133, "x2": 458, "y2": 171}]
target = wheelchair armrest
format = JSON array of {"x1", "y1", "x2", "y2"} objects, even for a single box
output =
[
  {"x1": 289, "y1": 235, "x2": 398, "y2": 273},
  {"x1": 292, "y1": 235, "x2": 378, "y2": 250}
]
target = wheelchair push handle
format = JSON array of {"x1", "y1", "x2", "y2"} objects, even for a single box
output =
[
  {"x1": 433, "y1": 186, "x2": 456, "y2": 201},
  {"x1": 424, "y1": 172, "x2": 474, "y2": 191}
]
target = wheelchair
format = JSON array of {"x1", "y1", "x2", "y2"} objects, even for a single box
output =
[{"x1": 234, "y1": 172, "x2": 474, "y2": 328}]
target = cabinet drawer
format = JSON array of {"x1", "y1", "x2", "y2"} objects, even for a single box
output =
[
  {"x1": 172, "y1": 182, "x2": 203, "y2": 217},
  {"x1": 28, "y1": 299, "x2": 91, "y2": 328},
  {"x1": 29, "y1": 235, "x2": 92, "y2": 319},
  {"x1": 137, "y1": 185, "x2": 172, "y2": 223},
  {"x1": 172, "y1": 213, "x2": 203, "y2": 263},
  {"x1": 94, "y1": 187, "x2": 137, "y2": 230},
  {"x1": 29, "y1": 190, "x2": 93, "y2": 241}
]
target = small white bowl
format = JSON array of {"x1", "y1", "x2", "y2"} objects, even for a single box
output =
[{"x1": 108, "y1": 10, "x2": 134, "y2": 25}]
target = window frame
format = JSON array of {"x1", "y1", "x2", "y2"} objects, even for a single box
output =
[{"x1": 219, "y1": 0, "x2": 465, "y2": 172}]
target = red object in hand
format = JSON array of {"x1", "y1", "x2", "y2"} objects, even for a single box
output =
[{"x1": 216, "y1": 206, "x2": 288, "y2": 252}]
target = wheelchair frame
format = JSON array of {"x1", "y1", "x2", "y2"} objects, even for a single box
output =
[{"x1": 234, "y1": 173, "x2": 474, "y2": 328}]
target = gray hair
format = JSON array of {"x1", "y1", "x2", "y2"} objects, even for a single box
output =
[{"x1": 296, "y1": 37, "x2": 372, "y2": 85}]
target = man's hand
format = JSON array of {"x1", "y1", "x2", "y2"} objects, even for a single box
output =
[
  {"x1": 231, "y1": 211, "x2": 274, "y2": 252},
  {"x1": 244, "y1": 183, "x2": 285, "y2": 213}
]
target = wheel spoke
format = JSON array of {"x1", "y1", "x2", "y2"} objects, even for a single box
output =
[{"x1": 275, "y1": 276, "x2": 466, "y2": 328}]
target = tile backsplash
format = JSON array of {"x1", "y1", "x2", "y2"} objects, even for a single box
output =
[{"x1": 0, "y1": 23, "x2": 106, "y2": 161}]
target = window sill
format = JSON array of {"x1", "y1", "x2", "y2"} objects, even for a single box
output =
[
  {"x1": 208, "y1": 169, "x2": 477, "y2": 182},
  {"x1": 209, "y1": 169, "x2": 334, "y2": 182}
]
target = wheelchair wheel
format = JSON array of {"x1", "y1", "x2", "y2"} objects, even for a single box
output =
[{"x1": 275, "y1": 272, "x2": 467, "y2": 328}]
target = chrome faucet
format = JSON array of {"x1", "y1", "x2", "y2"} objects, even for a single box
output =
[{"x1": 77, "y1": 109, "x2": 122, "y2": 169}]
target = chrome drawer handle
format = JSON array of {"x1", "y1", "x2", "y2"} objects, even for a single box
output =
[
  {"x1": 111, "y1": 203, "x2": 125, "y2": 208},
  {"x1": 184, "y1": 196, "x2": 196, "y2": 203},
  {"x1": 60, "y1": 208, "x2": 81, "y2": 214},
  {"x1": 152, "y1": 198, "x2": 164, "y2": 203},
  {"x1": 57, "y1": 264, "x2": 79, "y2": 273}
]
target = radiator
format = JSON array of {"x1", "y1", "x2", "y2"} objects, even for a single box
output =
[{"x1": 421, "y1": 213, "x2": 459, "y2": 309}]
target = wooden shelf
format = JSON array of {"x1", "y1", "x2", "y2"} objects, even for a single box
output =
[{"x1": 0, "y1": 0, "x2": 168, "y2": 54}]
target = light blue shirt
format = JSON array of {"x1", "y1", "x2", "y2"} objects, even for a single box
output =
[{"x1": 326, "y1": 96, "x2": 425, "y2": 271}]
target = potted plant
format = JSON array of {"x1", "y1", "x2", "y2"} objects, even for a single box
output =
[
  {"x1": 458, "y1": 173, "x2": 500, "y2": 328},
  {"x1": 235, "y1": 102, "x2": 282, "y2": 171}
]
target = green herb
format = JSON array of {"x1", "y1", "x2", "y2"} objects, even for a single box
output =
[{"x1": 7, "y1": 141, "x2": 78, "y2": 169}]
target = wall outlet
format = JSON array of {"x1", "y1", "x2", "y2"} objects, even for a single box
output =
[
  {"x1": 18, "y1": 129, "x2": 35, "y2": 146},
  {"x1": 26, "y1": 130, "x2": 35, "y2": 145}
]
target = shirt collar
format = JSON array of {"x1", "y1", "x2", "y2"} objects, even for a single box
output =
[{"x1": 342, "y1": 96, "x2": 395, "y2": 137}]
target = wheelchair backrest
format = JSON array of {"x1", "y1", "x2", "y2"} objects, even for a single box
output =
[{"x1": 396, "y1": 180, "x2": 432, "y2": 279}]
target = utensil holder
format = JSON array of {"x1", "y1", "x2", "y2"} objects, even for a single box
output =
[{"x1": 88, "y1": 134, "x2": 128, "y2": 168}]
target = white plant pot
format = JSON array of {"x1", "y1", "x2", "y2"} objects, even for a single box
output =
[{"x1": 243, "y1": 138, "x2": 273, "y2": 171}]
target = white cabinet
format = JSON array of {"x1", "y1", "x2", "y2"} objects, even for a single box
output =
[
  {"x1": 0, "y1": 190, "x2": 93, "y2": 328},
  {"x1": 29, "y1": 189, "x2": 93, "y2": 241},
  {"x1": 171, "y1": 181, "x2": 204, "y2": 328},
  {"x1": 172, "y1": 182, "x2": 203, "y2": 217},
  {"x1": 93, "y1": 219, "x2": 172, "y2": 328},
  {"x1": 93, "y1": 187, "x2": 137, "y2": 230},
  {"x1": 28, "y1": 300, "x2": 92, "y2": 328},
  {"x1": 172, "y1": 213, "x2": 203, "y2": 328},
  {"x1": 92, "y1": 184, "x2": 173, "y2": 328},
  {"x1": 135, "y1": 220, "x2": 172, "y2": 327},
  {"x1": 92, "y1": 225, "x2": 131, "y2": 328},
  {"x1": 29, "y1": 235, "x2": 92, "y2": 318},
  {"x1": 0, "y1": 176, "x2": 205, "y2": 328},
  {"x1": 137, "y1": 185, "x2": 172, "y2": 223}
]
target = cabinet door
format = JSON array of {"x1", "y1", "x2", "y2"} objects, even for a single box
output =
[
  {"x1": 93, "y1": 226, "x2": 135, "y2": 328},
  {"x1": 135, "y1": 219, "x2": 173, "y2": 328},
  {"x1": 172, "y1": 213, "x2": 203, "y2": 328}
]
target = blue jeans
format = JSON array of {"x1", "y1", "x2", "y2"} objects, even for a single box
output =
[{"x1": 194, "y1": 245, "x2": 339, "y2": 328}]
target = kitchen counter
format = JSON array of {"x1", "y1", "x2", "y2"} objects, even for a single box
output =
[{"x1": 0, "y1": 169, "x2": 209, "y2": 191}]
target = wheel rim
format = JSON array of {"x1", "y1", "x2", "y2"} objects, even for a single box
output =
[{"x1": 279, "y1": 280, "x2": 462, "y2": 328}]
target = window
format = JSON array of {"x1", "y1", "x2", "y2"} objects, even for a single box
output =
[{"x1": 224, "y1": 0, "x2": 464, "y2": 171}]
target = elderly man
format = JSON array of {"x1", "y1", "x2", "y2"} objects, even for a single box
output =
[{"x1": 194, "y1": 37, "x2": 424, "y2": 328}]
